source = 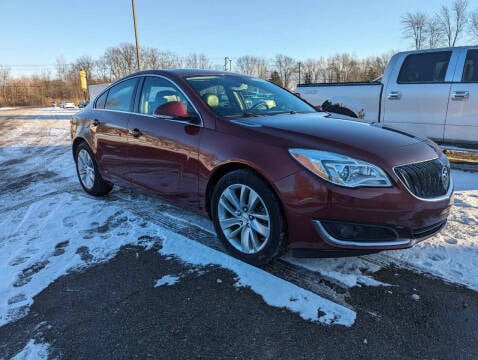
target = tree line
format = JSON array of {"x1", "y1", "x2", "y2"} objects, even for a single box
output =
[{"x1": 0, "y1": 44, "x2": 393, "y2": 106}]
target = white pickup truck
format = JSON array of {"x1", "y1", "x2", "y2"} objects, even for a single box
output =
[{"x1": 296, "y1": 46, "x2": 478, "y2": 147}]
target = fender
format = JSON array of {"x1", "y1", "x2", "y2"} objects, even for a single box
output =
[{"x1": 320, "y1": 97, "x2": 365, "y2": 120}]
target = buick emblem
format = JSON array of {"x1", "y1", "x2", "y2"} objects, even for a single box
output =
[{"x1": 441, "y1": 166, "x2": 450, "y2": 189}]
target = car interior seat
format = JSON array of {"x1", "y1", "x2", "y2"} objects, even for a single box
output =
[
  {"x1": 152, "y1": 90, "x2": 179, "y2": 114},
  {"x1": 203, "y1": 94, "x2": 219, "y2": 108}
]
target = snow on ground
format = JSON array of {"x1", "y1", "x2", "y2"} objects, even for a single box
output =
[
  {"x1": 11, "y1": 339, "x2": 50, "y2": 360},
  {"x1": 382, "y1": 169, "x2": 478, "y2": 291},
  {"x1": 0, "y1": 107, "x2": 477, "y2": 331},
  {"x1": 284, "y1": 256, "x2": 389, "y2": 288},
  {"x1": 155, "y1": 275, "x2": 181, "y2": 287},
  {"x1": 0, "y1": 108, "x2": 354, "y2": 327},
  {"x1": 157, "y1": 226, "x2": 355, "y2": 325}
]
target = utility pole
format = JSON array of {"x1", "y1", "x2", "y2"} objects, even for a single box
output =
[{"x1": 132, "y1": 0, "x2": 141, "y2": 71}]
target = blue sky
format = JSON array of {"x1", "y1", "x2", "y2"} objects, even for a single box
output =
[{"x1": 0, "y1": 0, "x2": 472, "y2": 76}]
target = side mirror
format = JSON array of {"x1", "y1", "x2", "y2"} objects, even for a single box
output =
[
  {"x1": 154, "y1": 101, "x2": 201, "y2": 125},
  {"x1": 155, "y1": 101, "x2": 188, "y2": 117}
]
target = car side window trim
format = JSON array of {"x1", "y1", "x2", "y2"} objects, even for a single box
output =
[
  {"x1": 94, "y1": 76, "x2": 140, "y2": 111},
  {"x1": 93, "y1": 74, "x2": 203, "y2": 127}
]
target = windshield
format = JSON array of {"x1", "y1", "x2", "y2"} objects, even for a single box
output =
[{"x1": 185, "y1": 75, "x2": 316, "y2": 117}]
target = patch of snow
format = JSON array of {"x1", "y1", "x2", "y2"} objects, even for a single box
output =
[
  {"x1": 11, "y1": 339, "x2": 49, "y2": 360},
  {"x1": 155, "y1": 275, "x2": 180, "y2": 287},
  {"x1": 157, "y1": 228, "x2": 356, "y2": 326},
  {"x1": 284, "y1": 256, "x2": 390, "y2": 288}
]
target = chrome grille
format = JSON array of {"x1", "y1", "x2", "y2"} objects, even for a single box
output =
[{"x1": 394, "y1": 156, "x2": 450, "y2": 199}]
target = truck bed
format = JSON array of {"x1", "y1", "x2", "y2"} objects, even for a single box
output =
[{"x1": 297, "y1": 82, "x2": 383, "y2": 123}]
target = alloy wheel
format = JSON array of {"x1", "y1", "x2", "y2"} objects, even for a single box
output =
[
  {"x1": 77, "y1": 149, "x2": 95, "y2": 190},
  {"x1": 217, "y1": 184, "x2": 271, "y2": 254}
]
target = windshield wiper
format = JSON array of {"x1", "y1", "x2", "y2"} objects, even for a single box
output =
[{"x1": 227, "y1": 112, "x2": 262, "y2": 118}]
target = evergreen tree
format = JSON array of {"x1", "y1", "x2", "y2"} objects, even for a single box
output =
[{"x1": 269, "y1": 70, "x2": 282, "y2": 86}]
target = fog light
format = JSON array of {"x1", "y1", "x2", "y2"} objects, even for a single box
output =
[
  {"x1": 320, "y1": 220, "x2": 398, "y2": 242},
  {"x1": 339, "y1": 224, "x2": 357, "y2": 239}
]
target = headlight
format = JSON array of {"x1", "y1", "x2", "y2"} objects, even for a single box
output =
[{"x1": 289, "y1": 149, "x2": 391, "y2": 188}]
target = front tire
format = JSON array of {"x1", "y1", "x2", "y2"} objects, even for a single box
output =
[
  {"x1": 74, "y1": 142, "x2": 113, "y2": 196},
  {"x1": 211, "y1": 169, "x2": 287, "y2": 265}
]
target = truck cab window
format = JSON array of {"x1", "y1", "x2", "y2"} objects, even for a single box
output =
[
  {"x1": 398, "y1": 51, "x2": 451, "y2": 84},
  {"x1": 462, "y1": 50, "x2": 478, "y2": 82}
]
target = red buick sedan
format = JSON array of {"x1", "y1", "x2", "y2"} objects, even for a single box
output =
[{"x1": 71, "y1": 70, "x2": 453, "y2": 265}]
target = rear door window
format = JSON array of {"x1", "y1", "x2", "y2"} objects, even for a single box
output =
[
  {"x1": 398, "y1": 51, "x2": 452, "y2": 83},
  {"x1": 461, "y1": 50, "x2": 478, "y2": 82},
  {"x1": 95, "y1": 91, "x2": 108, "y2": 109},
  {"x1": 104, "y1": 78, "x2": 138, "y2": 111}
]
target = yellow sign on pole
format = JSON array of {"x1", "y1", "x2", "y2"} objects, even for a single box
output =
[{"x1": 80, "y1": 69, "x2": 87, "y2": 91}]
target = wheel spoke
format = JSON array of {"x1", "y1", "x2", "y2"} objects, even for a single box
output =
[
  {"x1": 247, "y1": 189, "x2": 258, "y2": 210},
  {"x1": 249, "y1": 212, "x2": 269, "y2": 221},
  {"x1": 228, "y1": 224, "x2": 243, "y2": 239},
  {"x1": 249, "y1": 227, "x2": 260, "y2": 252},
  {"x1": 224, "y1": 188, "x2": 241, "y2": 212},
  {"x1": 250, "y1": 219, "x2": 269, "y2": 237},
  {"x1": 241, "y1": 227, "x2": 251, "y2": 253},
  {"x1": 219, "y1": 198, "x2": 237, "y2": 216},
  {"x1": 239, "y1": 185, "x2": 247, "y2": 209},
  {"x1": 220, "y1": 217, "x2": 242, "y2": 229}
]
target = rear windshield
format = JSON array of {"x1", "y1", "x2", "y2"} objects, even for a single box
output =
[{"x1": 185, "y1": 75, "x2": 316, "y2": 117}]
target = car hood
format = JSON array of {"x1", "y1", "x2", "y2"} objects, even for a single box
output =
[{"x1": 232, "y1": 112, "x2": 440, "y2": 167}]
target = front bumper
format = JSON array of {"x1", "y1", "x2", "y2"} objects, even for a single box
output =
[{"x1": 273, "y1": 169, "x2": 453, "y2": 251}]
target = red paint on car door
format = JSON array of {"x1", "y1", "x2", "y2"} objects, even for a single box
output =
[{"x1": 126, "y1": 113, "x2": 201, "y2": 207}]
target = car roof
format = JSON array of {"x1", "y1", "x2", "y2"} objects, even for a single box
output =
[{"x1": 123, "y1": 69, "x2": 247, "y2": 79}]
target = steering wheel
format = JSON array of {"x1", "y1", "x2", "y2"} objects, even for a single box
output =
[{"x1": 249, "y1": 101, "x2": 270, "y2": 111}]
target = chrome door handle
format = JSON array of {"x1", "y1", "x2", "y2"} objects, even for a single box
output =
[
  {"x1": 387, "y1": 91, "x2": 401, "y2": 100},
  {"x1": 451, "y1": 91, "x2": 469, "y2": 101}
]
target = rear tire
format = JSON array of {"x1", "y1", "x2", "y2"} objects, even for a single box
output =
[
  {"x1": 74, "y1": 142, "x2": 113, "y2": 196},
  {"x1": 211, "y1": 169, "x2": 287, "y2": 265}
]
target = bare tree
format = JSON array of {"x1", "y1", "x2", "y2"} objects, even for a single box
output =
[
  {"x1": 470, "y1": 9, "x2": 478, "y2": 39},
  {"x1": 302, "y1": 58, "x2": 327, "y2": 83},
  {"x1": 273, "y1": 54, "x2": 296, "y2": 89},
  {"x1": 184, "y1": 53, "x2": 213, "y2": 69},
  {"x1": 105, "y1": 43, "x2": 137, "y2": 79},
  {"x1": 436, "y1": 0, "x2": 468, "y2": 47},
  {"x1": 55, "y1": 56, "x2": 69, "y2": 80},
  {"x1": 0, "y1": 65, "x2": 11, "y2": 105},
  {"x1": 426, "y1": 16, "x2": 445, "y2": 48},
  {"x1": 70, "y1": 55, "x2": 95, "y2": 81},
  {"x1": 236, "y1": 55, "x2": 269, "y2": 78},
  {"x1": 401, "y1": 12, "x2": 428, "y2": 49},
  {"x1": 142, "y1": 48, "x2": 182, "y2": 69},
  {"x1": 95, "y1": 56, "x2": 111, "y2": 82}
]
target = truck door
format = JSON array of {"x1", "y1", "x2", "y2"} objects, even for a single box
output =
[
  {"x1": 444, "y1": 48, "x2": 478, "y2": 145},
  {"x1": 382, "y1": 51, "x2": 456, "y2": 142}
]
